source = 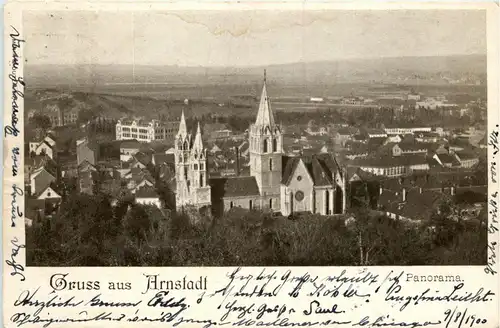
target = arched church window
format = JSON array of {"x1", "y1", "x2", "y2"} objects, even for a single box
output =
[
  {"x1": 194, "y1": 164, "x2": 198, "y2": 170},
  {"x1": 273, "y1": 138, "x2": 277, "y2": 152},
  {"x1": 200, "y1": 173, "x2": 204, "y2": 187},
  {"x1": 269, "y1": 158, "x2": 273, "y2": 171},
  {"x1": 263, "y1": 140, "x2": 268, "y2": 153}
]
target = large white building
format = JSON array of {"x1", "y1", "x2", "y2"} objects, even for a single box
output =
[{"x1": 116, "y1": 118, "x2": 179, "y2": 143}]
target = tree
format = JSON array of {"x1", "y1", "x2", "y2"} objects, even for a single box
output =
[
  {"x1": 30, "y1": 114, "x2": 52, "y2": 131},
  {"x1": 78, "y1": 108, "x2": 96, "y2": 125}
]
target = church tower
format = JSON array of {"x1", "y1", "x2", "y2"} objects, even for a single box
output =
[
  {"x1": 174, "y1": 111, "x2": 211, "y2": 211},
  {"x1": 249, "y1": 70, "x2": 283, "y2": 210}
]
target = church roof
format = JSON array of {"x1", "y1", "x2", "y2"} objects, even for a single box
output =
[
  {"x1": 177, "y1": 110, "x2": 188, "y2": 137},
  {"x1": 281, "y1": 154, "x2": 341, "y2": 187},
  {"x1": 254, "y1": 70, "x2": 275, "y2": 128},
  {"x1": 209, "y1": 176, "x2": 260, "y2": 198},
  {"x1": 192, "y1": 122, "x2": 204, "y2": 153}
]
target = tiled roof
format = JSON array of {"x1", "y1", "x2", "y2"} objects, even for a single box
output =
[
  {"x1": 120, "y1": 139, "x2": 141, "y2": 149},
  {"x1": 379, "y1": 188, "x2": 448, "y2": 221},
  {"x1": 281, "y1": 154, "x2": 341, "y2": 187},
  {"x1": 152, "y1": 153, "x2": 174, "y2": 166},
  {"x1": 135, "y1": 185, "x2": 159, "y2": 198},
  {"x1": 25, "y1": 154, "x2": 56, "y2": 171},
  {"x1": 366, "y1": 128, "x2": 387, "y2": 135},
  {"x1": 351, "y1": 154, "x2": 429, "y2": 168},
  {"x1": 209, "y1": 176, "x2": 260, "y2": 198},
  {"x1": 133, "y1": 152, "x2": 152, "y2": 166},
  {"x1": 32, "y1": 168, "x2": 56, "y2": 194},
  {"x1": 455, "y1": 151, "x2": 478, "y2": 160},
  {"x1": 367, "y1": 137, "x2": 387, "y2": 149}
]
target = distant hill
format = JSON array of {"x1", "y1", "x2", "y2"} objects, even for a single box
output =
[{"x1": 26, "y1": 54, "x2": 486, "y2": 87}]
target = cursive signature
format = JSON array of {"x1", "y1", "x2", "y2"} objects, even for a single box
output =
[
  {"x1": 488, "y1": 130, "x2": 498, "y2": 156},
  {"x1": 5, "y1": 26, "x2": 25, "y2": 137},
  {"x1": 5, "y1": 237, "x2": 26, "y2": 281},
  {"x1": 11, "y1": 184, "x2": 24, "y2": 227},
  {"x1": 12, "y1": 147, "x2": 20, "y2": 176}
]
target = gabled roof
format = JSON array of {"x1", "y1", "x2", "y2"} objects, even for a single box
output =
[
  {"x1": 25, "y1": 154, "x2": 56, "y2": 171},
  {"x1": 133, "y1": 151, "x2": 152, "y2": 166},
  {"x1": 281, "y1": 154, "x2": 341, "y2": 187},
  {"x1": 34, "y1": 185, "x2": 62, "y2": 199},
  {"x1": 36, "y1": 140, "x2": 53, "y2": 151},
  {"x1": 209, "y1": 176, "x2": 260, "y2": 198},
  {"x1": 31, "y1": 168, "x2": 56, "y2": 193}
]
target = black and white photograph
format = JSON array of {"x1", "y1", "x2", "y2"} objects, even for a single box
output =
[{"x1": 23, "y1": 9, "x2": 488, "y2": 267}]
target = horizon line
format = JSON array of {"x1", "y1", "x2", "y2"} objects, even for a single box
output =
[{"x1": 26, "y1": 52, "x2": 487, "y2": 69}]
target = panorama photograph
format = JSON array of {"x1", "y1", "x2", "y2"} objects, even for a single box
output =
[{"x1": 24, "y1": 10, "x2": 488, "y2": 266}]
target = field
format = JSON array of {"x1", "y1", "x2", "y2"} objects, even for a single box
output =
[{"x1": 26, "y1": 81, "x2": 486, "y2": 121}]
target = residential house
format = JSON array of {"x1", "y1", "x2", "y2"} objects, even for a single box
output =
[
  {"x1": 455, "y1": 151, "x2": 480, "y2": 168},
  {"x1": 120, "y1": 139, "x2": 142, "y2": 162},
  {"x1": 382, "y1": 124, "x2": 431, "y2": 135},
  {"x1": 30, "y1": 166, "x2": 57, "y2": 195},
  {"x1": 432, "y1": 153, "x2": 462, "y2": 168},
  {"x1": 34, "y1": 185, "x2": 62, "y2": 201},
  {"x1": 350, "y1": 154, "x2": 430, "y2": 177},
  {"x1": 392, "y1": 143, "x2": 428, "y2": 156},
  {"x1": 378, "y1": 187, "x2": 449, "y2": 221},
  {"x1": 366, "y1": 128, "x2": 387, "y2": 139},
  {"x1": 76, "y1": 137, "x2": 99, "y2": 166},
  {"x1": 135, "y1": 185, "x2": 161, "y2": 208},
  {"x1": 386, "y1": 135, "x2": 402, "y2": 144},
  {"x1": 77, "y1": 160, "x2": 98, "y2": 194},
  {"x1": 415, "y1": 132, "x2": 440, "y2": 143},
  {"x1": 335, "y1": 127, "x2": 357, "y2": 147}
]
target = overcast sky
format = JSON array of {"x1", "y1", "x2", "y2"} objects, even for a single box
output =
[{"x1": 24, "y1": 10, "x2": 486, "y2": 67}]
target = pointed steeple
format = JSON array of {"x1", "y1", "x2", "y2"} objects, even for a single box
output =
[
  {"x1": 255, "y1": 69, "x2": 275, "y2": 128},
  {"x1": 177, "y1": 110, "x2": 187, "y2": 137},
  {"x1": 192, "y1": 122, "x2": 203, "y2": 153}
]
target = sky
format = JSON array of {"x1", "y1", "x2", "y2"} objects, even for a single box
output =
[{"x1": 23, "y1": 10, "x2": 486, "y2": 67}]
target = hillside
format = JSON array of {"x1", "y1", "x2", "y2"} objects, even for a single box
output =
[
  {"x1": 24, "y1": 89, "x2": 257, "y2": 121},
  {"x1": 26, "y1": 54, "x2": 486, "y2": 87}
]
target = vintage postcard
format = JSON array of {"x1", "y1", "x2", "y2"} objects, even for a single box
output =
[{"x1": 3, "y1": 1, "x2": 500, "y2": 328}]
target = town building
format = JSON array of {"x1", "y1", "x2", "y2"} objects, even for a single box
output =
[
  {"x1": 174, "y1": 71, "x2": 347, "y2": 217},
  {"x1": 115, "y1": 118, "x2": 178, "y2": 143},
  {"x1": 135, "y1": 185, "x2": 162, "y2": 207},
  {"x1": 76, "y1": 138, "x2": 99, "y2": 166},
  {"x1": 383, "y1": 124, "x2": 432, "y2": 135}
]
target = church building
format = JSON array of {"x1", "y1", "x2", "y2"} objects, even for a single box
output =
[{"x1": 174, "y1": 71, "x2": 347, "y2": 217}]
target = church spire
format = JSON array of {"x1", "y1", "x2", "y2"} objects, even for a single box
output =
[
  {"x1": 177, "y1": 110, "x2": 187, "y2": 137},
  {"x1": 192, "y1": 122, "x2": 203, "y2": 153},
  {"x1": 255, "y1": 69, "x2": 275, "y2": 128}
]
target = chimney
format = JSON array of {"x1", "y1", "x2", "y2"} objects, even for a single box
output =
[
  {"x1": 379, "y1": 183, "x2": 383, "y2": 195},
  {"x1": 402, "y1": 188, "x2": 407, "y2": 202},
  {"x1": 451, "y1": 186, "x2": 455, "y2": 196},
  {"x1": 234, "y1": 146, "x2": 240, "y2": 177},
  {"x1": 419, "y1": 187, "x2": 422, "y2": 194}
]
